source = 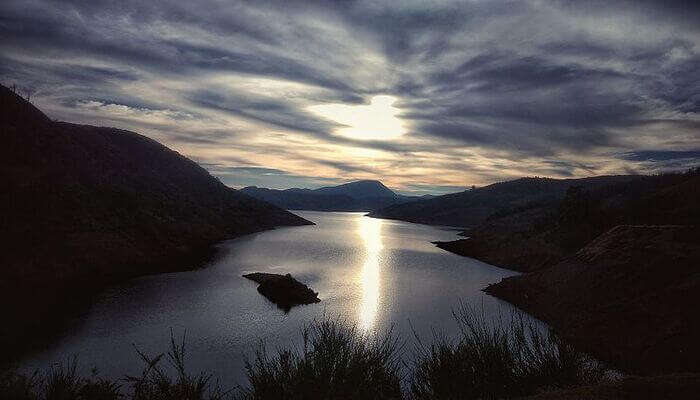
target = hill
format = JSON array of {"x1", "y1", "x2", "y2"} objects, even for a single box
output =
[
  {"x1": 313, "y1": 180, "x2": 397, "y2": 198},
  {"x1": 241, "y1": 180, "x2": 422, "y2": 211},
  {"x1": 0, "y1": 85, "x2": 311, "y2": 356},
  {"x1": 433, "y1": 170, "x2": 700, "y2": 271},
  {"x1": 485, "y1": 225, "x2": 700, "y2": 375},
  {"x1": 368, "y1": 175, "x2": 637, "y2": 227}
]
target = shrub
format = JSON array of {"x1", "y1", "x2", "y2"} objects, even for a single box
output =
[
  {"x1": 239, "y1": 318, "x2": 403, "y2": 400},
  {"x1": 409, "y1": 303, "x2": 603, "y2": 400},
  {"x1": 126, "y1": 331, "x2": 230, "y2": 400},
  {"x1": 0, "y1": 368, "x2": 41, "y2": 400},
  {"x1": 0, "y1": 359, "x2": 121, "y2": 400}
]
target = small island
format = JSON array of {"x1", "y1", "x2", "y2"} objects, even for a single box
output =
[{"x1": 243, "y1": 272, "x2": 320, "y2": 312}]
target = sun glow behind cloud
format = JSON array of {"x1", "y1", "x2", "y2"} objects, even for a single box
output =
[{"x1": 308, "y1": 95, "x2": 406, "y2": 140}]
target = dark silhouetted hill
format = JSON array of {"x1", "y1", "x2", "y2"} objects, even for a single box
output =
[
  {"x1": 368, "y1": 175, "x2": 637, "y2": 227},
  {"x1": 241, "y1": 180, "x2": 422, "y2": 211},
  {"x1": 485, "y1": 225, "x2": 700, "y2": 375},
  {"x1": 313, "y1": 180, "x2": 397, "y2": 198},
  {"x1": 0, "y1": 84, "x2": 311, "y2": 356},
  {"x1": 432, "y1": 169, "x2": 700, "y2": 271}
]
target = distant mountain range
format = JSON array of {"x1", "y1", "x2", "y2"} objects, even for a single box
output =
[
  {"x1": 0, "y1": 84, "x2": 310, "y2": 356},
  {"x1": 241, "y1": 180, "x2": 433, "y2": 211}
]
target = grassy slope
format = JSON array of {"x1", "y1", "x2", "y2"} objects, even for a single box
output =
[{"x1": 486, "y1": 225, "x2": 700, "y2": 374}]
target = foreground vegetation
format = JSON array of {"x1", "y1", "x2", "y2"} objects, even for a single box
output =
[
  {"x1": 2, "y1": 307, "x2": 603, "y2": 399},
  {"x1": 409, "y1": 304, "x2": 603, "y2": 399}
]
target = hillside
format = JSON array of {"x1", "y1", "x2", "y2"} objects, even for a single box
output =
[
  {"x1": 367, "y1": 175, "x2": 636, "y2": 228},
  {"x1": 433, "y1": 170, "x2": 700, "y2": 271},
  {"x1": 241, "y1": 180, "x2": 421, "y2": 211},
  {"x1": 0, "y1": 85, "x2": 311, "y2": 355},
  {"x1": 485, "y1": 225, "x2": 700, "y2": 375},
  {"x1": 519, "y1": 373, "x2": 700, "y2": 400}
]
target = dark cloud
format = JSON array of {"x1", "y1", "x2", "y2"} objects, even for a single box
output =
[
  {"x1": 398, "y1": 39, "x2": 695, "y2": 156},
  {"x1": 168, "y1": 130, "x2": 232, "y2": 145},
  {"x1": 314, "y1": 159, "x2": 377, "y2": 175},
  {"x1": 397, "y1": 183, "x2": 469, "y2": 196},
  {"x1": 186, "y1": 89, "x2": 339, "y2": 136},
  {"x1": 204, "y1": 163, "x2": 343, "y2": 190},
  {"x1": 438, "y1": 53, "x2": 627, "y2": 93},
  {"x1": 540, "y1": 42, "x2": 618, "y2": 60},
  {"x1": 620, "y1": 150, "x2": 700, "y2": 162},
  {"x1": 615, "y1": 149, "x2": 700, "y2": 174},
  {"x1": 550, "y1": 0, "x2": 700, "y2": 31},
  {"x1": 216, "y1": 166, "x2": 289, "y2": 175}
]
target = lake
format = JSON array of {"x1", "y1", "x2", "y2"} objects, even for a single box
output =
[{"x1": 22, "y1": 211, "x2": 521, "y2": 386}]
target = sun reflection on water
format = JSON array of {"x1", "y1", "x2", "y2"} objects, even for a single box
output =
[{"x1": 357, "y1": 216, "x2": 383, "y2": 331}]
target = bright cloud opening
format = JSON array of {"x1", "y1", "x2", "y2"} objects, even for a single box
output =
[{"x1": 307, "y1": 95, "x2": 406, "y2": 140}]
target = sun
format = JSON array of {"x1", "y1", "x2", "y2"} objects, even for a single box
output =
[{"x1": 307, "y1": 95, "x2": 406, "y2": 140}]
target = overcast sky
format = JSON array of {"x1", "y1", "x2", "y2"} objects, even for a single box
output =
[{"x1": 1, "y1": 0, "x2": 698, "y2": 194}]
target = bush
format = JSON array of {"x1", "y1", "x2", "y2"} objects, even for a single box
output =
[
  {"x1": 126, "y1": 331, "x2": 229, "y2": 400},
  {"x1": 0, "y1": 333, "x2": 225, "y2": 400},
  {"x1": 1, "y1": 358, "x2": 121, "y2": 400},
  {"x1": 239, "y1": 318, "x2": 403, "y2": 400},
  {"x1": 409, "y1": 303, "x2": 603, "y2": 399},
  {"x1": 0, "y1": 368, "x2": 40, "y2": 400}
]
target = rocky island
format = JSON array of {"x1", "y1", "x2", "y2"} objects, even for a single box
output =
[{"x1": 243, "y1": 272, "x2": 320, "y2": 311}]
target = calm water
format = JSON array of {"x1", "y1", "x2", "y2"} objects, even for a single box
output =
[{"x1": 22, "y1": 211, "x2": 521, "y2": 385}]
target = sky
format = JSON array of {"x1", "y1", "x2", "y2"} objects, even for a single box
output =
[{"x1": 1, "y1": 0, "x2": 699, "y2": 195}]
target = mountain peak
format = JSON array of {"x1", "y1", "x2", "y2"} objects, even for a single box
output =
[{"x1": 315, "y1": 180, "x2": 397, "y2": 199}]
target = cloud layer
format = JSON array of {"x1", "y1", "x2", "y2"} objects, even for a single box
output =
[{"x1": 1, "y1": 0, "x2": 698, "y2": 193}]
